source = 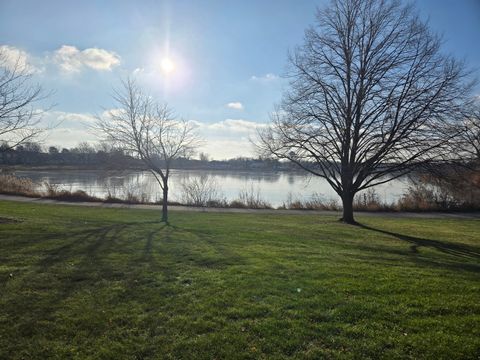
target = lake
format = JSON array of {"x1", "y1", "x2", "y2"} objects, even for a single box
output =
[{"x1": 14, "y1": 169, "x2": 410, "y2": 207}]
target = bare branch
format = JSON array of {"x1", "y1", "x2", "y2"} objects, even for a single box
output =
[{"x1": 0, "y1": 47, "x2": 50, "y2": 151}]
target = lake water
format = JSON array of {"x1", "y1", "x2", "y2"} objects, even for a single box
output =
[{"x1": 14, "y1": 169, "x2": 410, "y2": 207}]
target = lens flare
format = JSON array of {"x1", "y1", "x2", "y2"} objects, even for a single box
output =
[{"x1": 160, "y1": 58, "x2": 175, "y2": 74}]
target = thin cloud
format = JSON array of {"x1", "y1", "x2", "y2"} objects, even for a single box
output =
[
  {"x1": 192, "y1": 119, "x2": 267, "y2": 136},
  {"x1": 191, "y1": 119, "x2": 267, "y2": 158},
  {"x1": 46, "y1": 128, "x2": 97, "y2": 148},
  {"x1": 37, "y1": 110, "x2": 97, "y2": 147},
  {"x1": 250, "y1": 73, "x2": 279, "y2": 81},
  {"x1": 226, "y1": 102, "x2": 244, "y2": 110},
  {"x1": 40, "y1": 110, "x2": 96, "y2": 128},
  {"x1": 200, "y1": 139, "x2": 255, "y2": 160}
]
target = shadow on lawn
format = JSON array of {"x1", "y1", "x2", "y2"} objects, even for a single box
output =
[
  {"x1": 4, "y1": 221, "x2": 188, "y2": 338},
  {"x1": 27, "y1": 220, "x2": 244, "y2": 306},
  {"x1": 357, "y1": 223, "x2": 480, "y2": 273},
  {"x1": 36, "y1": 221, "x2": 184, "y2": 278}
]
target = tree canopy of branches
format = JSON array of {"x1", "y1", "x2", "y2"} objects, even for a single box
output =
[
  {"x1": 459, "y1": 102, "x2": 480, "y2": 162},
  {"x1": 0, "y1": 47, "x2": 47, "y2": 151},
  {"x1": 96, "y1": 78, "x2": 199, "y2": 222},
  {"x1": 257, "y1": 0, "x2": 473, "y2": 224}
]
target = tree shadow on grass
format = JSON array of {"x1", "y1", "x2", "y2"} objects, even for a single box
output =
[
  {"x1": 2, "y1": 223, "x2": 136, "y2": 340},
  {"x1": 25, "y1": 220, "x2": 243, "y2": 305},
  {"x1": 356, "y1": 223, "x2": 480, "y2": 273},
  {"x1": 2, "y1": 219, "x2": 247, "y2": 356},
  {"x1": 142, "y1": 223, "x2": 168, "y2": 260},
  {"x1": 140, "y1": 224, "x2": 246, "y2": 271},
  {"x1": 37, "y1": 223, "x2": 131, "y2": 269}
]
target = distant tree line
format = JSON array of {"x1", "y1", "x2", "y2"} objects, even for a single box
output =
[
  {"x1": 0, "y1": 140, "x2": 294, "y2": 171},
  {"x1": 0, "y1": 141, "x2": 135, "y2": 168}
]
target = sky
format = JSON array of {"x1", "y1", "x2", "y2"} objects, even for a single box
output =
[{"x1": 1, "y1": 0, "x2": 479, "y2": 159}]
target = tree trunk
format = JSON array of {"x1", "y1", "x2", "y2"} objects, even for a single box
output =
[
  {"x1": 341, "y1": 192, "x2": 356, "y2": 225},
  {"x1": 162, "y1": 182, "x2": 168, "y2": 223}
]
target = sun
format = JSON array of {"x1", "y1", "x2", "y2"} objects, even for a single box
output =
[{"x1": 160, "y1": 58, "x2": 175, "y2": 74}]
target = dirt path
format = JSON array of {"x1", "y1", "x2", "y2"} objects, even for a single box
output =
[{"x1": 0, "y1": 193, "x2": 479, "y2": 219}]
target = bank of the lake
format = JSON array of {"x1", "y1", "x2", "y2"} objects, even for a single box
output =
[
  {"x1": 1, "y1": 201, "x2": 479, "y2": 359},
  {"x1": 12, "y1": 168, "x2": 410, "y2": 207}
]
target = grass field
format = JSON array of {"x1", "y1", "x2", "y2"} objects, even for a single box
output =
[{"x1": 0, "y1": 201, "x2": 479, "y2": 359}]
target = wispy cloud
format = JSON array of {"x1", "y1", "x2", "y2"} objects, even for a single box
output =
[
  {"x1": 41, "y1": 110, "x2": 96, "y2": 128},
  {"x1": 191, "y1": 119, "x2": 267, "y2": 136},
  {"x1": 199, "y1": 139, "x2": 255, "y2": 160},
  {"x1": 39, "y1": 110, "x2": 97, "y2": 147},
  {"x1": 53, "y1": 45, "x2": 120, "y2": 73},
  {"x1": 190, "y1": 118, "x2": 268, "y2": 158},
  {"x1": 250, "y1": 73, "x2": 279, "y2": 81},
  {"x1": 226, "y1": 102, "x2": 244, "y2": 110},
  {"x1": 46, "y1": 127, "x2": 97, "y2": 148}
]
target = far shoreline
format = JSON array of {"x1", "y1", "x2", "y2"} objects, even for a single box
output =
[{"x1": 3, "y1": 165, "x2": 307, "y2": 174}]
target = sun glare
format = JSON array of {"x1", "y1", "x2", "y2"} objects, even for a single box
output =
[{"x1": 160, "y1": 58, "x2": 175, "y2": 74}]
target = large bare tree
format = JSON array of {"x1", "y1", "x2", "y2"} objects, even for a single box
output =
[
  {"x1": 257, "y1": 0, "x2": 472, "y2": 224},
  {"x1": 0, "y1": 47, "x2": 47, "y2": 150},
  {"x1": 96, "y1": 78, "x2": 199, "y2": 222}
]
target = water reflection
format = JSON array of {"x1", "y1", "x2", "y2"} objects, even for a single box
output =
[{"x1": 14, "y1": 169, "x2": 409, "y2": 207}]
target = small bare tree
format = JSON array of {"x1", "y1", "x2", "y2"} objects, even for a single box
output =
[
  {"x1": 96, "y1": 78, "x2": 199, "y2": 222},
  {"x1": 257, "y1": 0, "x2": 473, "y2": 224},
  {"x1": 0, "y1": 47, "x2": 48, "y2": 151}
]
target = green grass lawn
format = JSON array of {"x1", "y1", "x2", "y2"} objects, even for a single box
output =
[{"x1": 0, "y1": 201, "x2": 479, "y2": 359}]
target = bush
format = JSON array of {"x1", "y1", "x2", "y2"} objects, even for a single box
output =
[
  {"x1": 206, "y1": 199, "x2": 229, "y2": 208},
  {"x1": 43, "y1": 184, "x2": 102, "y2": 202},
  {"x1": 397, "y1": 183, "x2": 439, "y2": 211},
  {"x1": 228, "y1": 200, "x2": 248, "y2": 209},
  {"x1": 353, "y1": 189, "x2": 395, "y2": 211},
  {"x1": 104, "y1": 195, "x2": 126, "y2": 204},
  {"x1": 180, "y1": 176, "x2": 225, "y2": 207},
  {"x1": 283, "y1": 192, "x2": 340, "y2": 210},
  {"x1": 103, "y1": 181, "x2": 151, "y2": 204},
  {"x1": 397, "y1": 172, "x2": 480, "y2": 211},
  {"x1": 0, "y1": 174, "x2": 40, "y2": 197},
  {"x1": 230, "y1": 185, "x2": 272, "y2": 209}
]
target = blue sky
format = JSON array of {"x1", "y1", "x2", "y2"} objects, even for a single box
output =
[{"x1": 1, "y1": 0, "x2": 479, "y2": 158}]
